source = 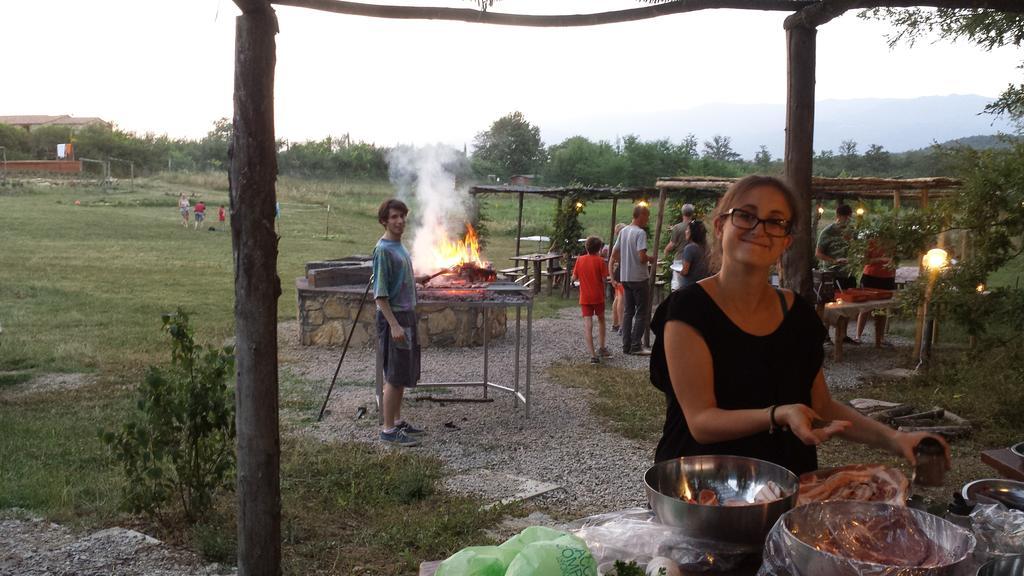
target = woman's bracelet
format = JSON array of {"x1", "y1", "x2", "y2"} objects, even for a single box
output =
[{"x1": 768, "y1": 404, "x2": 780, "y2": 434}]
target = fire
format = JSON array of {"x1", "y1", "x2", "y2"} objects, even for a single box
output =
[{"x1": 430, "y1": 223, "x2": 489, "y2": 271}]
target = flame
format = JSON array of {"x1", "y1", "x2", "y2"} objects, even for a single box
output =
[{"x1": 429, "y1": 223, "x2": 489, "y2": 271}]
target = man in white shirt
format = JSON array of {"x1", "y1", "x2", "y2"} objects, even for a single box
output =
[{"x1": 611, "y1": 205, "x2": 653, "y2": 355}]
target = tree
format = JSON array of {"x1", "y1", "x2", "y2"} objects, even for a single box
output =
[
  {"x1": 701, "y1": 135, "x2": 741, "y2": 162},
  {"x1": 863, "y1": 143, "x2": 892, "y2": 174},
  {"x1": 544, "y1": 136, "x2": 622, "y2": 186},
  {"x1": 864, "y1": 9, "x2": 1023, "y2": 128},
  {"x1": 0, "y1": 123, "x2": 31, "y2": 159},
  {"x1": 471, "y1": 111, "x2": 545, "y2": 180},
  {"x1": 754, "y1": 145, "x2": 773, "y2": 171}
]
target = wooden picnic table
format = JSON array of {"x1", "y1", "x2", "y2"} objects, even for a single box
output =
[
  {"x1": 821, "y1": 298, "x2": 898, "y2": 361},
  {"x1": 510, "y1": 252, "x2": 562, "y2": 294},
  {"x1": 981, "y1": 447, "x2": 1024, "y2": 482}
]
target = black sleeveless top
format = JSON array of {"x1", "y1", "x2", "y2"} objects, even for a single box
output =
[{"x1": 650, "y1": 283, "x2": 827, "y2": 475}]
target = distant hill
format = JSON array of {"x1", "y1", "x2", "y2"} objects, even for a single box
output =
[{"x1": 539, "y1": 94, "x2": 1017, "y2": 159}]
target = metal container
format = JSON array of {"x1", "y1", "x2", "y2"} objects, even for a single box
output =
[
  {"x1": 778, "y1": 501, "x2": 976, "y2": 576},
  {"x1": 962, "y1": 479, "x2": 1024, "y2": 512},
  {"x1": 978, "y1": 555, "x2": 1024, "y2": 576},
  {"x1": 643, "y1": 455, "x2": 799, "y2": 549},
  {"x1": 1010, "y1": 442, "x2": 1024, "y2": 459}
]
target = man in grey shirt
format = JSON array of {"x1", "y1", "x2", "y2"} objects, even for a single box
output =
[
  {"x1": 664, "y1": 203, "x2": 695, "y2": 291},
  {"x1": 611, "y1": 205, "x2": 652, "y2": 355}
]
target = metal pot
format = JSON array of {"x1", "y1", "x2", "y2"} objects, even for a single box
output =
[
  {"x1": 978, "y1": 555, "x2": 1024, "y2": 576},
  {"x1": 778, "y1": 500, "x2": 976, "y2": 576},
  {"x1": 644, "y1": 455, "x2": 798, "y2": 549},
  {"x1": 962, "y1": 479, "x2": 1024, "y2": 512},
  {"x1": 1010, "y1": 441, "x2": 1024, "y2": 459}
]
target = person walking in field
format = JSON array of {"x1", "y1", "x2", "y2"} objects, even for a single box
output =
[
  {"x1": 373, "y1": 198, "x2": 430, "y2": 447},
  {"x1": 178, "y1": 194, "x2": 190, "y2": 227},
  {"x1": 573, "y1": 236, "x2": 613, "y2": 364},
  {"x1": 193, "y1": 200, "x2": 207, "y2": 230}
]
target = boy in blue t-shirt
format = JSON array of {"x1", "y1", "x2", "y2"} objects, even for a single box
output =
[{"x1": 373, "y1": 198, "x2": 429, "y2": 447}]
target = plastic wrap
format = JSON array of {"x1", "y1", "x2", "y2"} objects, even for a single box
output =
[
  {"x1": 758, "y1": 501, "x2": 976, "y2": 576},
  {"x1": 571, "y1": 508, "x2": 757, "y2": 572},
  {"x1": 970, "y1": 503, "x2": 1024, "y2": 559}
]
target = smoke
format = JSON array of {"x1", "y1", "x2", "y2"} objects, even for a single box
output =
[{"x1": 387, "y1": 144, "x2": 473, "y2": 272}]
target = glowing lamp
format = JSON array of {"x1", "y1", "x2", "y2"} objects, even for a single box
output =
[
  {"x1": 976, "y1": 283, "x2": 986, "y2": 293},
  {"x1": 575, "y1": 201, "x2": 584, "y2": 211},
  {"x1": 856, "y1": 207, "x2": 865, "y2": 216},
  {"x1": 636, "y1": 199, "x2": 650, "y2": 208},
  {"x1": 922, "y1": 248, "x2": 949, "y2": 270},
  {"x1": 817, "y1": 205, "x2": 825, "y2": 215}
]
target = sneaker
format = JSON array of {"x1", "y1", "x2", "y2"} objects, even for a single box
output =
[
  {"x1": 611, "y1": 325, "x2": 621, "y2": 334},
  {"x1": 842, "y1": 336, "x2": 860, "y2": 345},
  {"x1": 598, "y1": 347, "x2": 613, "y2": 358},
  {"x1": 380, "y1": 428, "x2": 420, "y2": 447},
  {"x1": 590, "y1": 356, "x2": 600, "y2": 364},
  {"x1": 396, "y1": 420, "x2": 425, "y2": 437},
  {"x1": 630, "y1": 347, "x2": 652, "y2": 356}
]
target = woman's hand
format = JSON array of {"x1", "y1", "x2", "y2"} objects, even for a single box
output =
[
  {"x1": 890, "y1": 431, "x2": 952, "y2": 469},
  {"x1": 776, "y1": 403, "x2": 851, "y2": 446}
]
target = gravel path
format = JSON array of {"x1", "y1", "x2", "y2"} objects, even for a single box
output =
[{"x1": 282, "y1": 305, "x2": 912, "y2": 517}]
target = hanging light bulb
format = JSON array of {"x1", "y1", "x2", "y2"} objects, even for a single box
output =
[{"x1": 923, "y1": 248, "x2": 949, "y2": 270}]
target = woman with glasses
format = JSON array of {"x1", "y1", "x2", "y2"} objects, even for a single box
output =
[{"x1": 649, "y1": 175, "x2": 949, "y2": 475}]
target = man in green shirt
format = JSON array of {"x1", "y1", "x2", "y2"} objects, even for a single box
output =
[{"x1": 816, "y1": 204, "x2": 857, "y2": 290}]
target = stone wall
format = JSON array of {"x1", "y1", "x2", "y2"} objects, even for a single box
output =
[{"x1": 297, "y1": 280, "x2": 507, "y2": 348}]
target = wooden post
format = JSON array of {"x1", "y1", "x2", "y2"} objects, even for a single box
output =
[
  {"x1": 893, "y1": 190, "x2": 901, "y2": 211},
  {"x1": 515, "y1": 190, "x2": 525, "y2": 257},
  {"x1": 645, "y1": 187, "x2": 668, "y2": 347},
  {"x1": 231, "y1": 5, "x2": 281, "y2": 576},
  {"x1": 609, "y1": 197, "x2": 618, "y2": 247},
  {"x1": 781, "y1": 23, "x2": 817, "y2": 301}
]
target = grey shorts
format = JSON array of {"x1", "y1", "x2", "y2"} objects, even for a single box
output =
[{"x1": 376, "y1": 310, "x2": 420, "y2": 388}]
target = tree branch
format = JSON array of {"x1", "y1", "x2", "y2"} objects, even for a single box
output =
[
  {"x1": 271, "y1": 0, "x2": 815, "y2": 26},
  {"x1": 787, "y1": 0, "x2": 1024, "y2": 29}
]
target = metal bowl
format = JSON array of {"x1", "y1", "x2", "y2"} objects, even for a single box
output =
[
  {"x1": 644, "y1": 455, "x2": 799, "y2": 549},
  {"x1": 963, "y1": 479, "x2": 1024, "y2": 512},
  {"x1": 978, "y1": 555, "x2": 1024, "y2": 576},
  {"x1": 779, "y1": 500, "x2": 976, "y2": 576},
  {"x1": 1011, "y1": 442, "x2": 1024, "y2": 459}
]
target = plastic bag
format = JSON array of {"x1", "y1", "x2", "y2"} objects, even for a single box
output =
[
  {"x1": 970, "y1": 502, "x2": 1024, "y2": 558},
  {"x1": 758, "y1": 501, "x2": 975, "y2": 576},
  {"x1": 571, "y1": 508, "x2": 756, "y2": 572},
  {"x1": 435, "y1": 526, "x2": 596, "y2": 576}
]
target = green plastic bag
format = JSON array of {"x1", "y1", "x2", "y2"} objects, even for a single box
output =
[{"x1": 435, "y1": 526, "x2": 596, "y2": 576}]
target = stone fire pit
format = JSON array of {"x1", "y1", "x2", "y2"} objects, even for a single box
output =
[{"x1": 296, "y1": 258, "x2": 507, "y2": 348}]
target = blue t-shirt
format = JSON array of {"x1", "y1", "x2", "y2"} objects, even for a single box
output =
[{"x1": 372, "y1": 238, "x2": 416, "y2": 312}]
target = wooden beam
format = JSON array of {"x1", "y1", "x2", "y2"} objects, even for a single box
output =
[
  {"x1": 234, "y1": 0, "x2": 272, "y2": 14},
  {"x1": 231, "y1": 7, "x2": 282, "y2": 576},
  {"x1": 646, "y1": 187, "x2": 669, "y2": 347},
  {"x1": 781, "y1": 22, "x2": 817, "y2": 300},
  {"x1": 609, "y1": 198, "x2": 619, "y2": 253},
  {"x1": 271, "y1": 0, "x2": 817, "y2": 26},
  {"x1": 515, "y1": 190, "x2": 524, "y2": 257}
]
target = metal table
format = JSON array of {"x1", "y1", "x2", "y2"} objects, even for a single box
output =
[{"x1": 376, "y1": 284, "x2": 534, "y2": 419}]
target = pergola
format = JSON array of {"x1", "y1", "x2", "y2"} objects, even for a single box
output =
[{"x1": 225, "y1": 2, "x2": 1017, "y2": 574}]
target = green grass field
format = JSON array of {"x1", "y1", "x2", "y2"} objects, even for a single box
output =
[{"x1": 0, "y1": 173, "x2": 610, "y2": 573}]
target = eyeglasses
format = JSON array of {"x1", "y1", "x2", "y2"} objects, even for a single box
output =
[{"x1": 722, "y1": 208, "x2": 792, "y2": 238}]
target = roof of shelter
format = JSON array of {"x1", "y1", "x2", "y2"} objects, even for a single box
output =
[
  {"x1": 656, "y1": 176, "x2": 961, "y2": 199},
  {"x1": 0, "y1": 115, "x2": 109, "y2": 127},
  {"x1": 470, "y1": 176, "x2": 960, "y2": 201}
]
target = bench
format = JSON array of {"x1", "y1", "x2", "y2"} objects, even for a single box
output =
[
  {"x1": 540, "y1": 269, "x2": 567, "y2": 295},
  {"x1": 498, "y1": 266, "x2": 527, "y2": 282}
]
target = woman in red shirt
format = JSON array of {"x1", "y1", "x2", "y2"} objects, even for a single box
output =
[{"x1": 856, "y1": 238, "x2": 896, "y2": 342}]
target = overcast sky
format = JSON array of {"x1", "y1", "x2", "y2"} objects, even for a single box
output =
[{"x1": 4, "y1": 0, "x2": 1021, "y2": 148}]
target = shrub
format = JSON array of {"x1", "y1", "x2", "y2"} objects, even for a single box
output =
[{"x1": 102, "y1": 310, "x2": 236, "y2": 521}]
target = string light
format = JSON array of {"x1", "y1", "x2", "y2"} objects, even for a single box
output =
[
  {"x1": 856, "y1": 207, "x2": 865, "y2": 216},
  {"x1": 923, "y1": 248, "x2": 949, "y2": 270},
  {"x1": 636, "y1": 199, "x2": 650, "y2": 208}
]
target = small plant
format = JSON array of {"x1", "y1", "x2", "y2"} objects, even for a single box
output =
[
  {"x1": 102, "y1": 310, "x2": 236, "y2": 522},
  {"x1": 551, "y1": 193, "x2": 586, "y2": 256},
  {"x1": 609, "y1": 560, "x2": 646, "y2": 576}
]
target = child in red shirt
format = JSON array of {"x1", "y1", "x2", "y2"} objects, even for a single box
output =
[
  {"x1": 573, "y1": 236, "x2": 612, "y2": 363},
  {"x1": 218, "y1": 205, "x2": 226, "y2": 223}
]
